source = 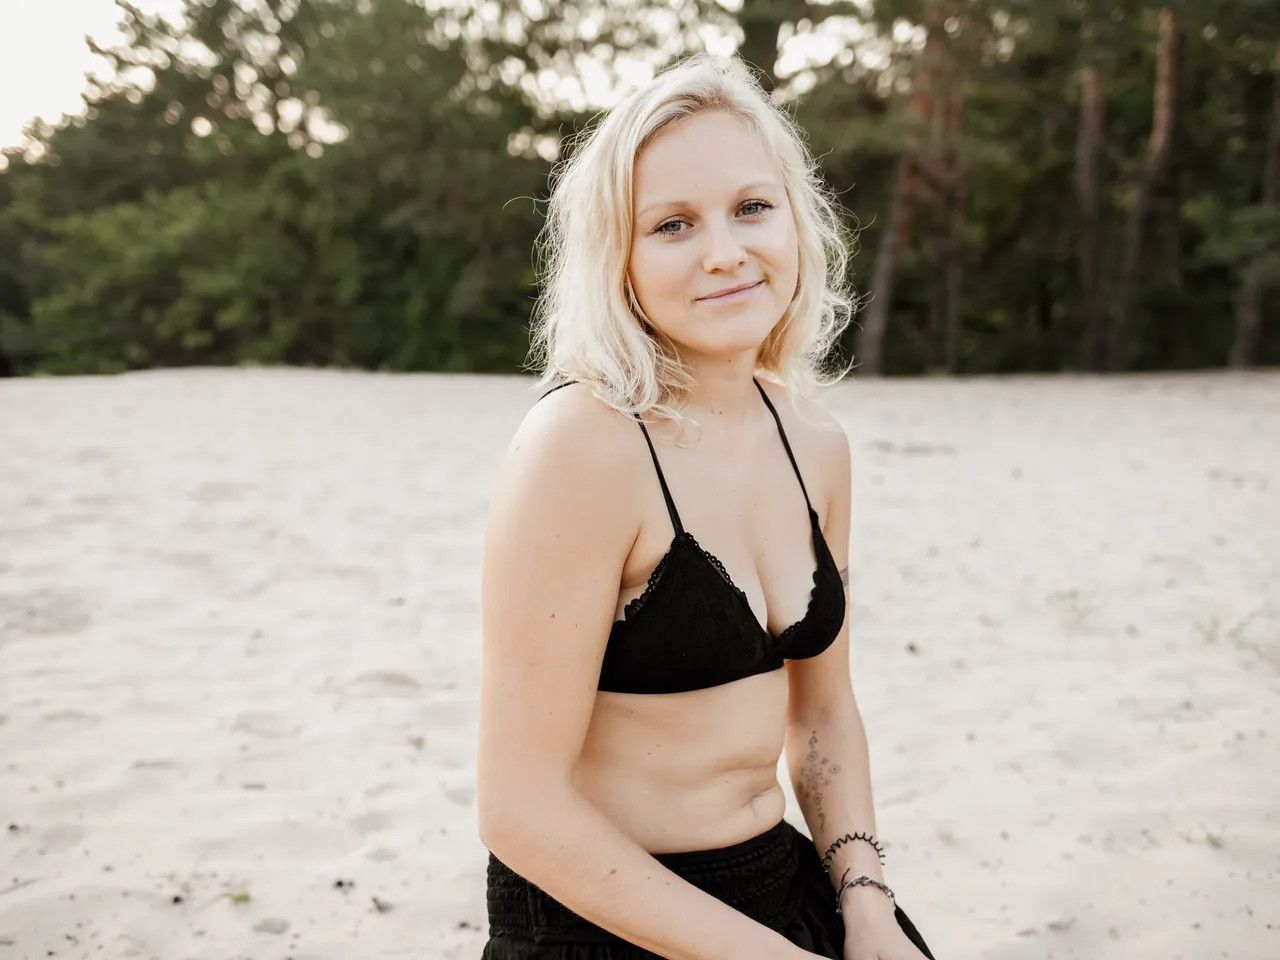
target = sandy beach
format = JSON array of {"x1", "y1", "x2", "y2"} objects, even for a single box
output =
[{"x1": 2, "y1": 367, "x2": 1277, "y2": 960}]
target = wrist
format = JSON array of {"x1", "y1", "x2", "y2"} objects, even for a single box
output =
[
  {"x1": 834, "y1": 869, "x2": 896, "y2": 922},
  {"x1": 826, "y1": 843, "x2": 885, "y2": 887},
  {"x1": 838, "y1": 882, "x2": 896, "y2": 920},
  {"x1": 819, "y1": 830, "x2": 885, "y2": 879}
]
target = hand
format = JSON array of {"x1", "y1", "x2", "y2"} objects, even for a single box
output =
[{"x1": 840, "y1": 889, "x2": 928, "y2": 960}]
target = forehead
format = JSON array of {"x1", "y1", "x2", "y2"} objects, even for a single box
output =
[{"x1": 633, "y1": 110, "x2": 779, "y2": 202}]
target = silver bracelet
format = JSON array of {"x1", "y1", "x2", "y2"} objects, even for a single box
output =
[{"x1": 834, "y1": 868, "x2": 895, "y2": 916}]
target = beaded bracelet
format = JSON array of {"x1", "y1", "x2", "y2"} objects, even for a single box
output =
[
  {"x1": 820, "y1": 831, "x2": 885, "y2": 874},
  {"x1": 834, "y1": 868, "x2": 896, "y2": 916}
]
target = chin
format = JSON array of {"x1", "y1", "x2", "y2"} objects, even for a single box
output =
[{"x1": 686, "y1": 316, "x2": 782, "y2": 356}]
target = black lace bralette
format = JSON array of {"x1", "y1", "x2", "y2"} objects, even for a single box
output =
[{"x1": 540, "y1": 378, "x2": 845, "y2": 694}]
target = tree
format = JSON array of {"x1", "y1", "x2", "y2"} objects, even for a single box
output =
[
  {"x1": 1109, "y1": 6, "x2": 1179, "y2": 370},
  {"x1": 1230, "y1": 46, "x2": 1280, "y2": 367}
]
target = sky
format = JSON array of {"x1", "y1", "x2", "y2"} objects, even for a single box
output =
[
  {"x1": 0, "y1": 1, "x2": 866, "y2": 152},
  {"x1": 0, "y1": 0, "x2": 186, "y2": 149}
]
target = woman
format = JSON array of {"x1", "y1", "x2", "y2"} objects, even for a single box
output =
[{"x1": 476, "y1": 54, "x2": 936, "y2": 960}]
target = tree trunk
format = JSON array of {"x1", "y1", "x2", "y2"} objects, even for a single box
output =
[
  {"x1": 736, "y1": 0, "x2": 784, "y2": 91},
  {"x1": 1230, "y1": 46, "x2": 1280, "y2": 368},
  {"x1": 926, "y1": 201, "x2": 946, "y2": 372},
  {"x1": 1109, "y1": 8, "x2": 1178, "y2": 371},
  {"x1": 943, "y1": 170, "x2": 965, "y2": 373},
  {"x1": 856, "y1": 13, "x2": 944, "y2": 376},
  {"x1": 941, "y1": 77, "x2": 965, "y2": 373},
  {"x1": 927, "y1": 89, "x2": 965, "y2": 374},
  {"x1": 1076, "y1": 20, "x2": 1106, "y2": 371},
  {"x1": 857, "y1": 151, "x2": 913, "y2": 376}
]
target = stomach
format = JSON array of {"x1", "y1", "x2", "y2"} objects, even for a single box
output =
[{"x1": 570, "y1": 667, "x2": 790, "y2": 854}]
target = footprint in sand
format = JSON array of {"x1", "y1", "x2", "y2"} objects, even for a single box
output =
[
  {"x1": 231, "y1": 711, "x2": 301, "y2": 739},
  {"x1": 346, "y1": 670, "x2": 423, "y2": 698},
  {"x1": 190, "y1": 480, "x2": 254, "y2": 505},
  {"x1": 347, "y1": 810, "x2": 395, "y2": 836},
  {"x1": 36, "y1": 822, "x2": 86, "y2": 853},
  {"x1": 0, "y1": 587, "x2": 95, "y2": 641},
  {"x1": 442, "y1": 783, "x2": 475, "y2": 807}
]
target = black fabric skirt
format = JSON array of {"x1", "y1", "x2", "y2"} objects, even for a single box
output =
[{"x1": 482, "y1": 818, "x2": 936, "y2": 959}]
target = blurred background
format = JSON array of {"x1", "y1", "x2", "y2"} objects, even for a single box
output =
[
  {"x1": 1, "y1": 0, "x2": 1278, "y2": 380},
  {"x1": 3, "y1": 6, "x2": 1279, "y2": 958}
]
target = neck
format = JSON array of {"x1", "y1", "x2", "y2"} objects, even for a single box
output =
[{"x1": 679, "y1": 354, "x2": 762, "y2": 429}]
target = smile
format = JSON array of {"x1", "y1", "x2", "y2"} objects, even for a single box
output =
[{"x1": 698, "y1": 280, "x2": 764, "y2": 303}]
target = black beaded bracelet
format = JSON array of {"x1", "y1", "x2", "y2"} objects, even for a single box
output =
[
  {"x1": 834, "y1": 868, "x2": 895, "y2": 916},
  {"x1": 820, "y1": 831, "x2": 885, "y2": 873}
]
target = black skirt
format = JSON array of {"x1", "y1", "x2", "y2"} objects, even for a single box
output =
[{"x1": 482, "y1": 818, "x2": 936, "y2": 959}]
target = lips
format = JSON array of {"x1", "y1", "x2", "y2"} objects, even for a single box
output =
[{"x1": 699, "y1": 280, "x2": 763, "y2": 301}]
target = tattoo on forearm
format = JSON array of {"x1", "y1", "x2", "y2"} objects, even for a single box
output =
[{"x1": 795, "y1": 730, "x2": 842, "y2": 832}]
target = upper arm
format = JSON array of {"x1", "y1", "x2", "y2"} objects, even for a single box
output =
[
  {"x1": 785, "y1": 402, "x2": 856, "y2": 723},
  {"x1": 476, "y1": 387, "x2": 641, "y2": 836}
]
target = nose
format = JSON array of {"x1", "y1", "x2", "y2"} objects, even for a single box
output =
[{"x1": 701, "y1": 218, "x2": 747, "y2": 273}]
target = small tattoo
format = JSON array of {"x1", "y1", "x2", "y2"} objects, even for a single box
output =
[{"x1": 797, "y1": 729, "x2": 844, "y2": 838}]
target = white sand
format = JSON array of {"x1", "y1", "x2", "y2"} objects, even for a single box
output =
[{"x1": 1, "y1": 368, "x2": 1277, "y2": 960}]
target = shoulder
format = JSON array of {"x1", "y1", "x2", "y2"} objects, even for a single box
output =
[
  {"x1": 755, "y1": 376, "x2": 849, "y2": 470},
  {"x1": 495, "y1": 381, "x2": 649, "y2": 516},
  {"x1": 516, "y1": 381, "x2": 647, "y2": 464}
]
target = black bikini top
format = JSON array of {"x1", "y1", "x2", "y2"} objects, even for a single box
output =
[{"x1": 540, "y1": 378, "x2": 846, "y2": 694}]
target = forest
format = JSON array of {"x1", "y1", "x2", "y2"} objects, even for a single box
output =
[{"x1": 1, "y1": 0, "x2": 1277, "y2": 377}]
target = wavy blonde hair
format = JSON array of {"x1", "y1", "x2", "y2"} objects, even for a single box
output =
[{"x1": 528, "y1": 53, "x2": 856, "y2": 424}]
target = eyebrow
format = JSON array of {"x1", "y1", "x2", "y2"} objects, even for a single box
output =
[{"x1": 636, "y1": 179, "x2": 781, "y2": 219}]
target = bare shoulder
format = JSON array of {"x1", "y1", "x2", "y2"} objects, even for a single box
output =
[
  {"x1": 488, "y1": 381, "x2": 649, "y2": 559},
  {"x1": 503, "y1": 382, "x2": 648, "y2": 496},
  {"x1": 755, "y1": 377, "x2": 849, "y2": 471}
]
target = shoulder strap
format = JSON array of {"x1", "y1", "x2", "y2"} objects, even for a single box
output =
[
  {"x1": 538, "y1": 380, "x2": 576, "y2": 401},
  {"x1": 636, "y1": 420, "x2": 684, "y2": 536},
  {"x1": 753, "y1": 378, "x2": 814, "y2": 514},
  {"x1": 537, "y1": 380, "x2": 684, "y2": 537}
]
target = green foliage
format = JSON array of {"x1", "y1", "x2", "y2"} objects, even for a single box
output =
[{"x1": 1, "y1": 0, "x2": 1278, "y2": 377}]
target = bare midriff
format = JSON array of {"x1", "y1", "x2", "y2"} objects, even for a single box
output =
[{"x1": 571, "y1": 667, "x2": 790, "y2": 854}]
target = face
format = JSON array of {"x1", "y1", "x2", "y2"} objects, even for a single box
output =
[{"x1": 627, "y1": 110, "x2": 799, "y2": 362}]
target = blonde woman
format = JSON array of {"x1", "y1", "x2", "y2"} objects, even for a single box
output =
[{"x1": 476, "y1": 55, "x2": 936, "y2": 960}]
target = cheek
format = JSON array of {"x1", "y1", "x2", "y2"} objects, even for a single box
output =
[
  {"x1": 630, "y1": 243, "x2": 685, "y2": 300},
  {"x1": 765, "y1": 214, "x2": 799, "y2": 264}
]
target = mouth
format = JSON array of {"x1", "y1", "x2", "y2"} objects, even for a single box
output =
[{"x1": 698, "y1": 280, "x2": 764, "y2": 302}]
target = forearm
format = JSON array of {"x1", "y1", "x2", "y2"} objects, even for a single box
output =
[
  {"x1": 785, "y1": 702, "x2": 887, "y2": 890},
  {"x1": 483, "y1": 785, "x2": 799, "y2": 960}
]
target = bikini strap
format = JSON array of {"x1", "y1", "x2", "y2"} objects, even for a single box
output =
[
  {"x1": 753, "y1": 378, "x2": 815, "y2": 514},
  {"x1": 636, "y1": 420, "x2": 685, "y2": 536},
  {"x1": 538, "y1": 381, "x2": 576, "y2": 401},
  {"x1": 537, "y1": 380, "x2": 684, "y2": 537}
]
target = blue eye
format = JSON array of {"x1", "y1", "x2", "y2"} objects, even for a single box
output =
[{"x1": 652, "y1": 200, "x2": 774, "y2": 237}]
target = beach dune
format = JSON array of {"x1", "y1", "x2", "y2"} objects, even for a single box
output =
[{"x1": 2, "y1": 368, "x2": 1277, "y2": 959}]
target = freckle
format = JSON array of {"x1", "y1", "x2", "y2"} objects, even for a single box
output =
[{"x1": 549, "y1": 613, "x2": 556, "y2": 619}]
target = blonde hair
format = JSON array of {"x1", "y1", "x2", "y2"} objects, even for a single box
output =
[{"x1": 528, "y1": 53, "x2": 856, "y2": 424}]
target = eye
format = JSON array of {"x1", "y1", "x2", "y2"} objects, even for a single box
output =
[{"x1": 651, "y1": 200, "x2": 775, "y2": 237}]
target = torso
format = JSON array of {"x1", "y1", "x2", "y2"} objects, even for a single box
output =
[
  {"x1": 573, "y1": 671, "x2": 790, "y2": 853},
  {"x1": 556, "y1": 379, "x2": 838, "y2": 853}
]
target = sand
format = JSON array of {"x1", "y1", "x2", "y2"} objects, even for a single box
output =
[{"x1": 1, "y1": 367, "x2": 1277, "y2": 960}]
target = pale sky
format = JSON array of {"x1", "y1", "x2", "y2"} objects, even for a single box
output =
[
  {"x1": 0, "y1": 0, "x2": 866, "y2": 152},
  {"x1": 0, "y1": 0, "x2": 186, "y2": 149}
]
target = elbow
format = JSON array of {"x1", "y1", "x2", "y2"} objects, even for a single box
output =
[
  {"x1": 477, "y1": 784, "x2": 521, "y2": 850},
  {"x1": 476, "y1": 776, "x2": 571, "y2": 853}
]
